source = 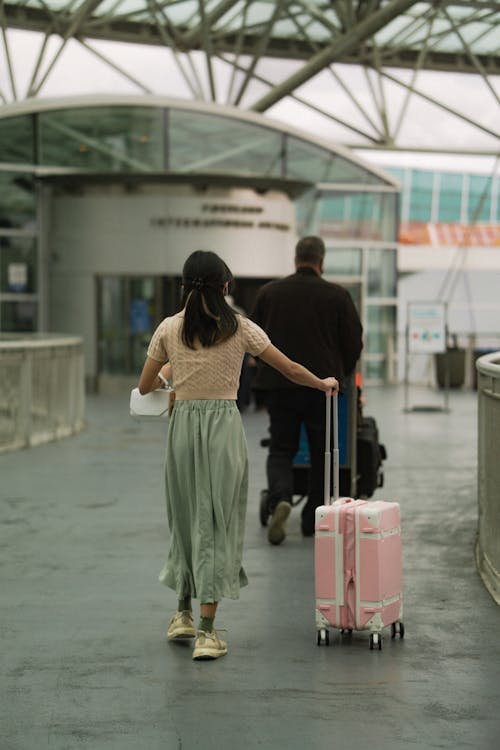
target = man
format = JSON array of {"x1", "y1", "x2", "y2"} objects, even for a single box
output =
[{"x1": 251, "y1": 235, "x2": 363, "y2": 545}]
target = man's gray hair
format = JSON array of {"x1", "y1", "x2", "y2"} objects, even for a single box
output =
[{"x1": 295, "y1": 236, "x2": 325, "y2": 265}]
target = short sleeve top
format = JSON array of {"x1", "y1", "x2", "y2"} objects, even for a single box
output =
[{"x1": 147, "y1": 312, "x2": 270, "y2": 400}]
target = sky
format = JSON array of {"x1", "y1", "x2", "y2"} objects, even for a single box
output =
[{"x1": 1, "y1": 29, "x2": 499, "y2": 176}]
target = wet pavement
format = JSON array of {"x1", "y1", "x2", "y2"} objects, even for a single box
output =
[{"x1": 1, "y1": 385, "x2": 499, "y2": 749}]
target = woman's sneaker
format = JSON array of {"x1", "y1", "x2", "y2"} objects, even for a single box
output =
[
  {"x1": 167, "y1": 611, "x2": 196, "y2": 640},
  {"x1": 192, "y1": 630, "x2": 227, "y2": 660}
]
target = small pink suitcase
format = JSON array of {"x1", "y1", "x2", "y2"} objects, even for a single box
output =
[{"x1": 315, "y1": 392, "x2": 404, "y2": 650}]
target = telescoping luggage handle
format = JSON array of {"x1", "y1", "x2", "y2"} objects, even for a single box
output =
[{"x1": 324, "y1": 391, "x2": 339, "y2": 506}]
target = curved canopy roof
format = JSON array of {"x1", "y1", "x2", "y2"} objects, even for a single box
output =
[
  {"x1": 0, "y1": 94, "x2": 399, "y2": 188},
  {"x1": 1, "y1": 1, "x2": 499, "y2": 155}
]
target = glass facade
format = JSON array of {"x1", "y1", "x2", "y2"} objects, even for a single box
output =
[
  {"x1": 385, "y1": 166, "x2": 499, "y2": 226},
  {"x1": 0, "y1": 116, "x2": 35, "y2": 164},
  {"x1": 39, "y1": 107, "x2": 165, "y2": 171},
  {"x1": 170, "y1": 110, "x2": 283, "y2": 176},
  {"x1": 0, "y1": 172, "x2": 36, "y2": 230},
  {"x1": 0, "y1": 236, "x2": 37, "y2": 294},
  {"x1": 286, "y1": 138, "x2": 384, "y2": 186},
  {"x1": 314, "y1": 191, "x2": 398, "y2": 242}
]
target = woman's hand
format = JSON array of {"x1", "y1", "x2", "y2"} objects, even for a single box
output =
[
  {"x1": 319, "y1": 377, "x2": 339, "y2": 394},
  {"x1": 159, "y1": 363, "x2": 172, "y2": 385},
  {"x1": 138, "y1": 358, "x2": 171, "y2": 394}
]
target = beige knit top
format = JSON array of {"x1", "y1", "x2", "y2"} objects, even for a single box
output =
[{"x1": 147, "y1": 311, "x2": 270, "y2": 400}]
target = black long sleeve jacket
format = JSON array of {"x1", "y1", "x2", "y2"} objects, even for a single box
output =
[{"x1": 251, "y1": 267, "x2": 363, "y2": 391}]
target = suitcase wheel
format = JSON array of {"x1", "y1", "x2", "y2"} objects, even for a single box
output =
[
  {"x1": 391, "y1": 621, "x2": 405, "y2": 639},
  {"x1": 340, "y1": 628, "x2": 353, "y2": 636},
  {"x1": 317, "y1": 628, "x2": 329, "y2": 646},
  {"x1": 369, "y1": 633, "x2": 382, "y2": 650},
  {"x1": 259, "y1": 490, "x2": 271, "y2": 527}
]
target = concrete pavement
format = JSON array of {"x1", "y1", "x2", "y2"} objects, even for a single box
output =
[{"x1": 1, "y1": 385, "x2": 499, "y2": 749}]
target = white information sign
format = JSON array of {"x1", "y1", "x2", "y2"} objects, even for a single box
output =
[
  {"x1": 407, "y1": 302, "x2": 447, "y2": 354},
  {"x1": 8, "y1": 262, "x2": 28, "y2": 292}
]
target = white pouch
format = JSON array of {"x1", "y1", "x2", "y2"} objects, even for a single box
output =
[{"x1": 129, "y1": 387, "x2": 174, "y2": 420}]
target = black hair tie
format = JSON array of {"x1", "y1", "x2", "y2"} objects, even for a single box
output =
[{"x1": 192, "y1": 277, "x2": 204, "y2": 290}]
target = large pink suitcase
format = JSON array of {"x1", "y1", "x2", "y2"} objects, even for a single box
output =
[{"x1": 315, "y1": 393, "x2": 404, "y2": 650}]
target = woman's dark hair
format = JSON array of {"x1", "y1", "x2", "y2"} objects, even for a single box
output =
[{"x1": 181, "y1": 250, "x2": 238, "y2": 348}]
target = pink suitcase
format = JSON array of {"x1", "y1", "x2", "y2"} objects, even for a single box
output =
[{"x1": 315, "y1": 392, "x2": 404, "y2": 650}]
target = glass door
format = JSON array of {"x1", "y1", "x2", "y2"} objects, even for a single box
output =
[{"x1": 97, "y1": 275, "x2": 169, "y2": 376}]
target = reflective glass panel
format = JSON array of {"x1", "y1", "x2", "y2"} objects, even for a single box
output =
[
  {"x1": 286, "y1": 137, "x2": 387, "y2": 185},
  {"x1": 366, "y1": 305, "x2": 396, "y2": 355},
  {"x1": 364, "y1": 359, "x2": 385, "y2": 381},
  {"x1": 0, "y1": 236, "x2": 37, "y2": 294},
  {"x1": 324, "y1": 247, "x2": 362, "y2": 276},
  {"x1": 468, "y1": 174, "x2": 492, "y2": 223},
  {"x1": 98, "y1": 275, "x2": 163, "y2": 375},
  {"x1": 317, "y1": 192, "x2": 397, "y2": 241},
  {"x1": 169, "y1": 110, "x2": 283, "y2": 176},
  {"x1": 0, "y1": 116, "x2": 35, "y2": 164},
  {"x1": 39, "y1": 107, "x2": 165, "y2": 171},
  {"x1": 0, "y1": 171, "x2": 36, "y2": 230},
  {"x1": 438, "y1": 173, "x2": 462, "y2": 223},
  {"x1": 367, "y1": 248, "x2": 397, "y2": 297},
  {"x1": 409, "y1": 170, "x2": 434, "y2": 221},
  {"x1": 0, "y1": 300, "x2": 37, "y2": 332}
]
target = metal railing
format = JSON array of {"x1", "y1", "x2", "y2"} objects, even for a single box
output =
[
  {"x1": 476, "y1": 351, "x2": 500, "y2": 605},
  {"x1": 0, "y1": 335, "x2": 85, "y2": 453}
]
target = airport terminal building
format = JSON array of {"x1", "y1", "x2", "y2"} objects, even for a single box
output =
[{"x1": 0, "y1": 95, "x2": 400, "y2": 389}]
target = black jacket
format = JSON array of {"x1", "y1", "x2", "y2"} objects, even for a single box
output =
[{"x1": 251, "y1": 267, "x2": 363, "y2": 390}]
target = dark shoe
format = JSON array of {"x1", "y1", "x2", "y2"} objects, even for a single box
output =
[{"x1": 268, "y1": 501, "x2": 291, "y2": 545}]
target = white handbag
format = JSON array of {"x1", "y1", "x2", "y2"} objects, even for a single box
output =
[{"x1": 129, "y1": 387, "x2": 173, "y2": 419}]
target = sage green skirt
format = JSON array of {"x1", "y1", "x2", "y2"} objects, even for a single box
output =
[{"x1": 158, "y1": 399, "x2": 249, "y2": 602}]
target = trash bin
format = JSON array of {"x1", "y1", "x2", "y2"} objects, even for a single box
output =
[
  {"x1": 435, "y1": 346, "x2": 466, "y2": 389},
  {"x1": 472, "y1": 348, "x2": 499, "y2": 390}
]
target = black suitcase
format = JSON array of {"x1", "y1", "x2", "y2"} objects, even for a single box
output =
[{"x1": 356, "y1": 416, "x2": 387, "y2": 498}]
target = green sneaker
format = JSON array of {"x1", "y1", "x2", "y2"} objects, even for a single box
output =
[
  {"x1": 192, "y1": 630, "x2": 228, "y2": 660},
  {"x1": 267, "y1": 501, "x2": 291, "y2": 545},
  {"x1": 167, "y1": 610, "x2": 196, "y2": 640}
]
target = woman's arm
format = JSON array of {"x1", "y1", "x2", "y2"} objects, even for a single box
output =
[
  {"x1": 138, "y1": 359, "x2": 172, "y2": 395},
  {"x1": 258, "y1": 343, "x2": 338, "y2": 393}
]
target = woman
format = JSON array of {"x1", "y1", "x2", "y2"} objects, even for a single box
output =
[{"x1": 138, "y1": 250, "x2": 338, "y2": 660}]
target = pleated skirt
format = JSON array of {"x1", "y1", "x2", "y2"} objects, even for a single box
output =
[{"x1": 159, "y1": 399, "x2": 249, "y2": 602}]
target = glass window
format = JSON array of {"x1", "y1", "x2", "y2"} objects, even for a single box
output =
[
  {"x1": 468, "y1": 174, "x2": 492, "y2": 223},
  {"x1": 0, "y1": 236, "x2": 37, "y2": 294},
  {"x1": 317, "y1": 192, "x2": 398, "y2": 242},
  {"x1": 98, "y1": 275, "x2": 160, "y2": 375},
  {"x1": 39, "y1": 107, "x2": 165, "y2": 171},
  {"x1": 367, "y1": 248, "x2": 397, "y2": 297},
  {"x1": 0, "y1": 116, "x2": 35, "y2": 164},
  {"x1": 169, "y1": 110, "x2": 283, "y2": 176},
  {"x1": 0, "y1": 300, "x2": 37, "y2": 332},
  {"x1": 0, "y1": 172, "x2": 36, "y2": 230},
  {"x1": 324, "y1": 247, "x2": 362, "y2": 276},
  {"x1": 438, "y1": 173, "x2": 463, "y2": 223},
  {"x1": 409, "y1": 170, "x2": 434, "y2": 222},
  {"x1": 366, "y1": 305, "x2": 396, "y2": 355},
  {"x1": 364, "y1": 358, "x2": 385, "y2": 381},
  {"x1": 286, "y1": 137, "x2": 386, "y2": 185}
]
